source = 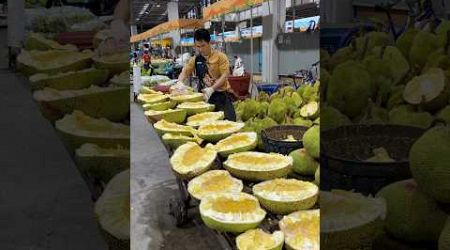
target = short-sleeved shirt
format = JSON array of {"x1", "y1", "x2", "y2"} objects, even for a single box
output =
[{"x1": 184, "y1": 49, "x2": 231, "y2": 92}]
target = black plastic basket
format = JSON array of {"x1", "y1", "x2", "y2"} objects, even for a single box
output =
[
  {"x1": 261, "y1": 125, "x2": 309, "y2": 155},
  {"x1": 321, "y1": 124, "x2": 425, "y2": 195}
]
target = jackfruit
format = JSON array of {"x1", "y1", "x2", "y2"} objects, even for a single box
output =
[
  {"x1": 389, "y1": 105, "x2": 433, "y2": 129},
  {"x1": 409, "y1": 31, "x2": 440, "y2": 68},
  {"x1": 268, "y1": 99, "x2": 287, "y2": 124},
  {"x1": 303, "y1": 126, "x2": 319, "y2": 159}
]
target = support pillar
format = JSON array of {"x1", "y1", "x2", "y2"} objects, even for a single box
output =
[
  {"x1": 168, "y1": 1, "x2": 180, "y2": 47},
  {"x1": 262, "y1": 0, "x2": 286, "y2": 83}
]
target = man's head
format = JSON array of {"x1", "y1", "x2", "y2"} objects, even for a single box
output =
[{"x1": 194, "y1": 28, "x2": 212, "y2": 56}]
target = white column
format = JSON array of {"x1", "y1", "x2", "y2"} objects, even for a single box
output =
[
  {"x1": 7, "y1": 0, "x2": 25, "y2": 48},
  {"x1": 167, "y1": 1, "x2": 180, "y2": 47},
  {"x1": 262, "y1": 0, "x2": 286, "y2": 83}
]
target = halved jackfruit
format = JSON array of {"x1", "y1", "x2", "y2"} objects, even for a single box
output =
[
  {"x1": 30, "y1": 68, "x2": 109, "y2": 91},
  {"x1": 24, "y1": 32, "x2": 77, "y2": 51},
  {"x1": 279, "y1": 209, "x2": 319, "y2": 250},
  {"x1": 199, "y1": 192, "x2": 266, "y2": 233},
  {"x1": 197, "y1": 120, "x2": 245, "y2": 142},
  {"x1": 153, "y1": 120, "x2": 196, "y2": 136},
  {"x1": 224, "y1": 152, "x2": 293, "y2": 181},
  {"x1": 177, "y1": 101, "x2": 215, "y2": 115},
  {"x1": 236, "y1": 229, "x2": 284, "y2": 250},
  {"x1": 93, "y1": 52, "x2": 129, "y2": 76},
  {"x1": 186, "y1": 111, "x2": 224, "y2": 127},
  {"x1": 144, "y1": 109, "x2": 186, "y2": 124},
  {"x1": 253, "y1": 179, "x2": 318, "y2": 215},
  {"x1": 187, "y1": 170, "x2": 243, "y2": 200},
  {"x1": 170, "y1": 92, "x2": 204, "y2": 103},
  {"x1": 213, "y1": 132, "x2": 258, "y2": 157},
  {"x1": 170, "y1": 142, "x2": 217, "y2": 179},
  {"x1": 17, "y1": 49, "x2": 93, "y2": 75},
  {"x1": 33, "y1": 85, "x2": 129, "y2": 122},
  {"x1": 161, "y1": 133, "x2": 203, "y2": 149}
]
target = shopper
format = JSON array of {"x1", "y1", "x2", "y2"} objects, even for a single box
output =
[
  {"x1": 232, "y1": 55, "x2": 245, "y2": 76},
  {"x1": 142, "y1": 50, "x2": 151, "y2": 72},
  {"x1": 177, "y1": 28, "x2": 236, "y2": 121}
]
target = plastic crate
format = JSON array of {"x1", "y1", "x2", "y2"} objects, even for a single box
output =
[{"x1": 257, "y1": 84, "x2": 280, "y2": 95}]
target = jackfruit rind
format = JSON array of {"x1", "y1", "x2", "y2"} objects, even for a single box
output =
[
  {"x1": 213, "y1": 132, "x2": 258, "y2": 157},
  {"x1": 24, "y1": 32, "x2": 77, "y2": 51},
  {"x1": 236, "y1": 229, "x2": 284, "y2": 250},
  {"x1": 169, "y1": 92, "x2": 204, "y2": 103},
  {"x1": 187, "y1": 170, "x2": 243, "y2": 200},
  {"x1": 170, "y1": 142, "x2": 217, "y2": 179},
  {"x1": 33, "y1": 85, "x2": 129, "y2": 122},
  {"x1": 437, "y1": 106, "x2": 450, "y2": 124},
  {"x1": 223, "y1": 152, "x2": 293, "y2": 181},
  {"x1": 279, "y1": 209, "x2": 319, "y2": 250},
  {"x1": 300, "y1": 101, "x2": 319, "y2": 119},
  {"x1": 144, "y1": 109, "x2": 186, "y2": 124},
  {"x1": 409, "y1": 126, "x2": 450, "y2": 203},
  {"x1": 289, "y1": 148, "x2": 319, "y2": 175},
  {"x1": 153, "y1": 120, "x2": 196, "y2": 136},
  {"x1": 55, "y1": 110, "x2": 130, "y2": 151},
  {"x1": 403, "y1": 68, "x2": 448, "y2": 111},
  {"x1": 303, "y1": 126, "x2": 320, "y2": 159},
  {"x1": 93, "y1": 52, "x2": 129, "y2": 76},
  {"x1": 94, "y1": 170, "x2": 130, "y2": 249},
  {"x1": 161, "y1": 133, "x2": 202, "y2": 148},
  {"x1": 110, "y1": 71, "x2": 130, "y2": 86},
  {"x1": 30, "y1": 68, "x2": 109, "y2": 91},
  {"x1": 137, "y1": 94, "x2": 168, "y2": 104},
  {"x1": 253, "y1": 179, "x2": 318, "y2": 215},
  {"x1": 395, "y1": 27, "x2": 419, "y2": 59},
  {"x1": 186, "y1": 111, "x2": 224, "y2": 127},
  {"x1": 320, "y1": 190, "x2": 386, "y2": 250},
  {"x1": 17, "y1": 49, "x2": 93, "y2": 75},
  {"x1": 197, "y1": 120, "x2": 245, "y2": 142},
  {"x1": 439, "y1": 218, "x2": 450, "y2": 250},
  {"x1": 376, "y1": 179, "x2": 447, "y2": 242},
  {"x1": 75, "y1": 143, "x2": 129, "y2": 184},
  {"x1": 177, "y1": 101, "x2": 215, "y2": 115},
  {"x1": 409, "y1": 31, "x2": 440, "y2": 68},
  {"x1": 199, "y1": 192, "x2": 266, "y2": 233},
  {"x1": 93, "y1": 29, "x2": 112, "y2": 48},
  {"x1": 314, "y1": 167, "x2": 320, "y2": 186},
  {"x1": 142, "y1": 101, "x2": 176, "y2": 111}
]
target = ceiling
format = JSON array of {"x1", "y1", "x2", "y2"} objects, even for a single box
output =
[{"x1": 132, "y1": 0, "x2": 203, "y2": 29}]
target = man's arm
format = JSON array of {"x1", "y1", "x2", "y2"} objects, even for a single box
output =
[{"x1": 178, "y1": 57, "x2": 195, "y2": 82}]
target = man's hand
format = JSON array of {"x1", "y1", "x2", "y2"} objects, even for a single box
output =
[
  {"x1": 204, "y1": 75, "x2": 215, "y2": 87},
  {"x1": 202, "y1": 87, "x2": 214, "y2": 102}
]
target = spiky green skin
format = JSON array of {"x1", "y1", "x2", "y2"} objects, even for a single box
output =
[
  {"x1": 36, "y1": 87, "x2": 129, "y2": 122},
  {"x1": 200, "y1": 214, "x2": 264, "y2": 234},
  {"x1": 30, "y1": 68, "x2": 109, "y2": 91},
  {"x1": 179, "y1": 105, "x2": 215, "y2": 115},
  {"x1": 254, "y1": 193, "x2": 317, "y2": 215},
  {"x1": 17, "y1": 52, "x2": 92, "y2": 76},
  {"x1": 439, "y1": 218, "x2": 450, "y2": 250},
  {"x1": 376, "y1": 179, "x2": 447, "y2": 242},
  {"x1": 388, "y1": 105, "x2": 433, "y2": 129},
  {"x1": 55, "y1": 129, "x2": 130, "y2": 153},
  {"x1": 321, "y1": 106, "x2": 351, "y2": 131},
  {"x1": 223, "y1": 163, "x2": 292, "y2": 182},
  {"x1": 75, "y1": 153, "x2": 130, "y2": 184},
  {"x1": 142, "y1": 101, "x2": 176, "y2": 111},
  {"x1": 321, "y1": 218, "x2": 384, "y2": 250},
  {"x1": 395, "y1": 28, "x2": 419, "y2": 59},
  {"x1": 437, "y1": 106, "x2": 450, "y2": 124},
  {"x1": 410, "y1": 126, "x2": 450, "y2": 203},
  {"x1": 217, "y1": 141, "x2": 258, "y2": 158},
  {"x1": 327, "y1": 61, "x2": 373, "y2": 119},
  {"x1": 314, "y1": 167, "x2": 320, "y2": 186},
  {"x1": 409, "y1": 31, "x2": 440, "y2": 68},
  {"x1": 289, "y1": 148, "x2": 319, "y2": 175},
  {"x1": 145, "y1": 110, "x2": 187, "y2": 124},
  {"x1": 93, "y1": 57, "x2": 128, "y2": 77},
  {"x1": 303, "y1": 126, "x2": 320, "y2": 159}
]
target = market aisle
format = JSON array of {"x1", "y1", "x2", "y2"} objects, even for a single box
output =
[
  {"x1": 0, "y1": 71, "x2": 107, "y2": 249},
  {"x1": 131, "y1": 102, "x2": 230, "y2": 250}
]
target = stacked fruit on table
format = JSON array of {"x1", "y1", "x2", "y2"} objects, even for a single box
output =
[
  {"x1": 322, "y1": 21, "x2": 450, "y2": 249},
  {"x1": 138, "y1": 83, "x2": 321, "y2": 250},
  {"x1": 17, "y1": 32, "x2": 130, "y2": 250}
]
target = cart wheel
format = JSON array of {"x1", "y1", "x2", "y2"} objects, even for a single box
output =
[{"x1": 169, "y1": 198, "x2": 188, "y2": 227}]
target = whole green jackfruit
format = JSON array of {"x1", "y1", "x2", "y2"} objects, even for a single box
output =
[
  {"x1": 268, "y1": 99, "x2": 287, "y2": 124},
  {"x1": 386, "y1": 85, "x2": 406, "y2": 110},
  {"x1": 303, "y1": 126, "x2": 319, "y2": 159},
  {"x1": 321, "y1": 105, "x2": 351, "y2": 131},
  {"x1": 395, "y1": 27, "x2": 419, "y2": 59},
  {"x1": 327, "y1": 60, "x2": 373, "y2": 119},
  {"x1": 410, "y1": 125, "x2": 450, "y2": 203},
  {"x1": 409, "y1": 31, "x2": 440, "y2": 68},
  {"x1": 439, "y1": 218, "x2": 450, "y2": 250},
  {"x1": 376, "y1": 179, "x2": 447, "y2": 242},
  {"x1": 241, "y1": 99, "x2": 259, "y2": 122},
  {"x1": 328, "y1": 46, "x2": 355, "y2": 71},
  {"x1": 436, "y1": 106, "x2": 450, "y2": 124}
]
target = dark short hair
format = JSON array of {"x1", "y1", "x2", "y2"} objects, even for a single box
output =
[{"x1": 194, "y1": 28, "x2": 211, "y2": 43}]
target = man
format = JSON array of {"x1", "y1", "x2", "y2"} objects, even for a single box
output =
[
  {"x1": 142, "y1": 50, "x2": 151, "y2": 71},
  {"x1": 178, "y1": 29, "x2": 237, "y2": 121}
]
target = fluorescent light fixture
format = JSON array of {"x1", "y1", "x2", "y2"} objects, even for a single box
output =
[
  {"x1": 139, "y1": 3, "x2": 150, "y2": 15},
  {"x1": 156, "y1": 4, "x2": 161, "y2": 7}
]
